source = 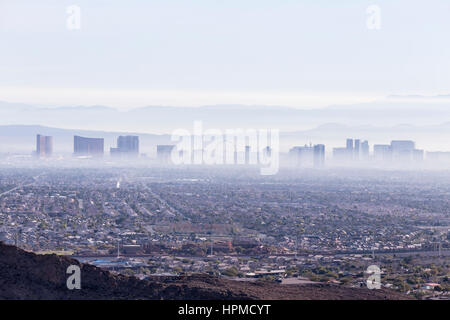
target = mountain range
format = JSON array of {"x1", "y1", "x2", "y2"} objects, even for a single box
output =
[{"x1": 0, "y1": 99, "x2": 450, "y2": 153}]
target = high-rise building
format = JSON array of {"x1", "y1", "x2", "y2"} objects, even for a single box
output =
[
  {"x1": 289, "y1": 144, "x2": 324, "y2": 168},
  {"x1": 289, "y1": 145, "x2": 312, "y2": 167},
  {"x1": 36, "y1": 134, "x2": 53, "y2": 158},
  {"x1": 74, "y1": 136, "x2": 104, "y2": 156},
  {"x1": 354, "y1": 139, "x2": 361, "y2": 160},
  {"x1": 373, "y1": 144, "x2": 391, "y2": 161},
  {"x1": 391, "y1": 140, "x2": 415, "y2": 150},
  {"x1": 299, "y1": 145, "x2": 314, "y2": 167},
  {"x1": 245, "y1": 146, "x2": 250, "y2": 165},
  {"x1": 334, "y1": 138, "x2": 369, "y2": 162},
  {"x1": 333, "y1": 138, "x2": 356, "y2": 162},
  {"x1": 346, "y1": 139, "x2": 354, "y2": 151},
  {"x1": 313, "y1": 144, "x2": 325, "y2": 168},
  {"x1": 110, "y1": 136, "x2": 139, "y2": 157},
  {"x1": 413, "y1": 149, "x2": 424, "y2": 162},
  {"x1": 361, "y1": 140, "x2": 369, "y2": 160},
  {"x1": 427, "y1": 151, "x2": 450, "y2": 162},
  {"x1": 390, "y1": 140, "x2": 415, "y2": 161},
  {"x1": 157, "y1": 145, "x2": 175, "y2": 164},
  {"x1": 118, "y1": 136, "x2": 139, "y2": 154}
]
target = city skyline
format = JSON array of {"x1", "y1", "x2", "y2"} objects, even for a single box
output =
[{"x1": 22, "y1": 133, "x2": 450, "y2": 169}]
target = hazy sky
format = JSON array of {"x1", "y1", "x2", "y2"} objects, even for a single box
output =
[{"x1": 0, "y1": 0, "x2": 449, "y2": 108}]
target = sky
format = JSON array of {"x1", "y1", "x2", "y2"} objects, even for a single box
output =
[{"x1": 0, "y1": 0, "x2": 449, "y2": 109}]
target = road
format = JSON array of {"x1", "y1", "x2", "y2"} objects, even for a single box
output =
[{"x1": 0, "y1": 174, "x2": 44, "y2": 197}]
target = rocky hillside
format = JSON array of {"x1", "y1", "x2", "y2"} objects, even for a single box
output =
[{"x1": 0, "y1": 242, "x2": 411, "y2": 300}]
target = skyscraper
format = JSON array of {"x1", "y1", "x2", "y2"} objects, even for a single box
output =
[
  {"x1": 289, "y1": 145, "x2": 313, "y2": 167},
  {"x1": 157, "y1": 145, "x2": 175, "y2": 164},
  {"x1": 74, "y1": 136, "x2": 104, "y2": 156},
  {"x1": 390, "y1": 140, "x2": 415, "y2": 161},
  {"x1": 427, "y1": 151, "x2": 450, "y2": 162},
  {"x1": 36, "y1": 134, "x2": 53, "y2": 158},
  {"x1": 333, "y1": 139, "x2": 356, "y2": 162},
  {"x1": 289, "y1": 144, "x2": 324, "y2": 168},
  {"x1": 333, "y1": 138, "x2": 369, "y2": 162},
  {"x1": 373, "y1": 144, "x2": 391, "y2": 161},
  {"x1": 261, "y1": 146, "x2": 271, "y2": 164},
  {"x1": 110, "y1": 136, "x2": 139, "y2": 157},
  {"x1": 118, "y1": 136, "x2": 139, "y2": 154},
  {"x1": 413, "y1": 149, "x2": 424, "y2": 162},
  {"x1": 245, "y1": 146, "x2": 250, "y2": 165},
  {"x1": 361, "y1": 141, "x2": 369, "y2": 160},
  {"x1": 346, "y1": 139, "x2": 354, "y2": 151},
  {"x1": 313, "y1": 144, "x2": 325, "y2": 168},
  {"x1": 354, "y1": 139, "x2": 361, "y2": 160}
]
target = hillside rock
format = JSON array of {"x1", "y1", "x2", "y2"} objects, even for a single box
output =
[{"x1": 0, "y1": 242, "x2": 412, "y2": 300}]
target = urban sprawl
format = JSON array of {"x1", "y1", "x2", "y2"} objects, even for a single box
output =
[{"x1": 0, "y1": 134, "x2": 448, "y2": 300}]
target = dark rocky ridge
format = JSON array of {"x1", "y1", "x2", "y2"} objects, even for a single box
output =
[{"x1": 0, "y1": 242, "x2": 412, "y2": 300}]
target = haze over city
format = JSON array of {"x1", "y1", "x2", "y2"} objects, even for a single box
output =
[{"x1": 0, "y1": 0, "x2": 449, "y2": 305}]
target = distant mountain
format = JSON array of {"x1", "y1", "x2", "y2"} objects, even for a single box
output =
[
  {"x1": 387, "y1": 94, "x2": 450, "y2": 100},
  {"x1": 0, "y1": 242, "x2": 412, "y2": 300},
  {"x1": 1, "y1": 99, "x2": 450, "y2": 135},
  {"x1": 1, "y1": 97, "x2": 450, "y2": 153}
]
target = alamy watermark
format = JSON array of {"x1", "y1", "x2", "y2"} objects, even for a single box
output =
[
  {"x1": 365, "y1": 265, "x2": 381, "y2": 289},
  {"x1": 169, "y1": 121, "x2": 279, "y2": 175},
  {"x1": 66, "y1": 265, "x2": 81, "y2": 290},
  {"x1": 366, "y1": 5, "x2": 381, "y2": 30},
  {"x1": 66, "y1": 5, "x2": 82, "y2": 31}
]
